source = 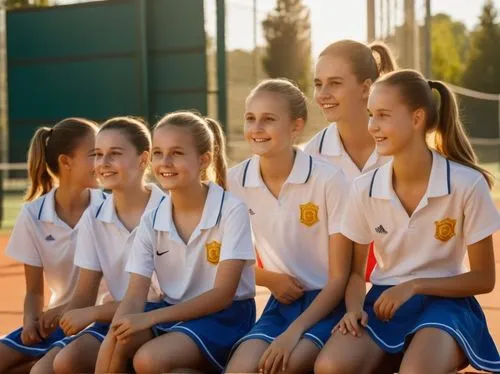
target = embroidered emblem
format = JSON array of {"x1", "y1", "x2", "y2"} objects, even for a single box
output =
[
  {"x1": 299, "y1": 202, "x2": 319, "y2": 227},
  {"x1": 375, "y1": 225, "x2": 388, "y2": 234},
  {"x1": 206, "y1": 241, "x2": 222, "y2": 265},
  {"x1": 434, "y1": 218, "x2": 456, "y2": 242},
  {"x1": 45, "y1": 234, "x2": 55, "y2": 241}
]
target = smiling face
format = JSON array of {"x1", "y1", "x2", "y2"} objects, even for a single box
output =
[
  {"x1": 151, "y1": 125, "x2": 210, "y2": 191},
  {"x1": 244, "y1": 90, "x2": 303, "y2": 158},
  {"x1": 367, "y1": 83, "x2": 426, "y2": 157},
  {"x1": 62, "y1": 131, "x2": 99, "y2": 189},
  {"x1": 314, "y1": 54, "x2": 370, "y2": 123},
  {"x1": 94, "y1": 129, "x2": 148, "y2": 191}
]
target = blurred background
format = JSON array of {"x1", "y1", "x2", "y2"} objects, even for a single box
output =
[{"x1": 0, "y1": 0, "x2": 498, "y2": 227}]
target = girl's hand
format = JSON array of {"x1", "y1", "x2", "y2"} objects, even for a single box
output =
[
  {"x1": 59, "y1": 307, "x2": 96, "y2": 336},
  {"x1": 333, "y1": 310, "x2": 368, "y2": 337},
  {"x1": 258, "y1": 326, "x2": 303, "y2": 374},
  {"x1": 268, "y1": 273, "x2": 305, "y2": 304},
  {"x1": 374, "y1": 282, "x2": 415, "y2": 321},
  {"x1": 38, "y1": 307, "x2": 62, "y2": 339},
  {"x1": 21, "y1": 320, "x2": 43, "y2": 346},
  {"x1": 111, "y1": 313, "x2": 153, "y2": 343}
]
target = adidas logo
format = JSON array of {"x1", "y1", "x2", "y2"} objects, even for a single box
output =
[
  {"x1": 375, "y1": 225, "x2": 388, "y2": 234},
  {"x1": 248, "y1": 209, "x2": 255, "y2": 216},
  {"x1": 45, "y1": 234, "x2": 55, "y2": 241}
]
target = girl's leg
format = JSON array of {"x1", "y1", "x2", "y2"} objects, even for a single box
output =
[
  {"x1": 0, "y1": 342, "x2": 35, "y2": 373},
  {"x1": 53, "y1": 334, "x2": 101, "y2": 374},
  {"x1": 95, "y1": 329, "x2": 153, "y2": 374},
  {"x1": 133, "y1": 332, "x2": 214, "y2": 374},
  {"x1": 224, "y1": 339, "x2": 269, "y2": 374},
  {"x1": 285, "y1": 339, "x2": 320, "y2": 373},
  {"x1": 29, "y1": 347, "x2": 61, "y2": 374},
  {"x1": 399, "y1": 328, "x2": 466, "y2": 374},
  {"x1": 314, "y1": 331, "x2": 386, "y2": 374}
]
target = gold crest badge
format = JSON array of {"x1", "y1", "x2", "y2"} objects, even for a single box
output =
[
  {"x1": 299, "y1": 202, "x2": 319, "y2": 227},
  {"x1": 434, "y1": 218, "x2": 456, "y2": 242},
  {"x1": 206, "y1": 241, "x2": 221, "y2": 265}
]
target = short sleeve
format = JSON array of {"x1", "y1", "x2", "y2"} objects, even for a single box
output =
[
  {"x1": 5, "y1": 206, "x2": 42, "y2": 267},
  {"x1": 219, "y1": 202, "x2": 255, "y2": 263},
  {"x1": 340, "y1": 183, "x2": 373, "y2": 244},
  {"x1": 463, "y1": 176, "x2": 500, "y2": 245},
  {"x1": 125, "y1": 214, "x2": 155, "y2": 278},
  {"x1": 74, "y1": 210, "x2": 102, "y2": 271},
  {"x1": 326, "y1": 170, "x2": 349, "y2": 235}
]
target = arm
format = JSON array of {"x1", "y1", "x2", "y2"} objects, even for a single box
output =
[
  {"x1": 375, "y1": 236, "x2": 495, "y2": 321},
  {"x1": 21, "y1": 265, "x2": 44, "y2": 344},
  {"x1": 59, "y1": 268, "x2": 120, "y2": 335},
  {"x1": 411, "y1": 236, "x2": 495, "y2": 297},
  {"x1": 148, "y1": 259, "x2": 245, "y2": 323},
  {"x1": 255, "y1": 266, "x2": 304, "y2": 304},
  {"x1": 112, "y1": 260, "x2": 245, "y2": 341},
  {"x1": 286, "y1": 234, "x2": 352, "y2": 335}
]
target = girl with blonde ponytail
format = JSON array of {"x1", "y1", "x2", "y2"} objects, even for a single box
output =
[
  {"x1": 315, "y1": 69, "x2": 500, "y2": 373},
  {"x1": 0, "y1": 118, "x2": 107, "y2": 373},
  {"x1": 95, "y1": 111, "x2": 255, "y2": 373},
  {"x1": 305, "y1": 39, "x2": 399, "y2": 283}
]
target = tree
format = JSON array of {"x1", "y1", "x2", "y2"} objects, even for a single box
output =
[
  {"x1": 429, "y1": 14, "x2": 468, "y2": 84},
  {"x1": 261, "y1": 0, "x2": 312, "y2": 93},
  {"x1": 462, "y1": 0, "x2": 500, "y2": 93},
  {"x1": 3, "y1": 0, "x2": 50, "y2": 8}
]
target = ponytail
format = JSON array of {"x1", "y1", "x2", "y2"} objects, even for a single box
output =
[
  {"x1": 369, "y1": 41, "x2": 398, "y2": 76},
  {"x1": 25, "y1": 118, "x2": 98, "y2": 201},
  {"x1": 26, "y1": 127, "x2": 54, "y2": 201},
  {"x1": 204, "y1": 118, "x2": 227, "y2": 190},
  {"x1": 429, "y1": 80, "x2": 494, "y2": 188},
  {"x1": 320, "y1": 39, "x2": 398, "y2": 83}
]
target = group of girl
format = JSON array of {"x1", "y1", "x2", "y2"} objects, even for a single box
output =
[{"x1": 0, "y1": 38, "x2": 498, "y2": 374}]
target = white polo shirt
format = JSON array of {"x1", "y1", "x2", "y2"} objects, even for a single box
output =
[
  {"x1": 341, "y1": 151, "x2": 500, "y2": 285},
  {"x1": 228, "y1": 149, "x2": 348, "y2": 291},
  {"x1": 5, "y1": 188, "x2": 107, "y2": 308},
  {"x1": 126, "y1": 182, "x2": 256, "y2": 304},
  {"x1": 303, "y1": 123, "x2": 390, "y2": 182},
  {"x1": 74, "y1": 184, "x2": 165, "y2": 301}
]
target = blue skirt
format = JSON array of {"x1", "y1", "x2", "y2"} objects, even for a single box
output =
[
  {"x1": 51, "y1": 321, "x2": 110, "y2": 349},
  {"x1": 146, "y1": 298, "x2": 256, "y2": 373},
  {"x1": 364, "y1": 285, "x2": 500, "y2": 373},
  {"x1": 0, "y1": 326, "x2": 65, "y2": 357},
  {"x1": 234, "y1": 290, "x2": 346, "y2": 350}
]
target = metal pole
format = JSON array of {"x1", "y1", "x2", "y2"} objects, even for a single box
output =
[
  {"x1": 424, "y1": 0, "x2": 432, "y2": 78},
  {"x1": 138, "y1": 0, "x2": 149, "y2": 121},
  {"x1": 216, "y1": 0, "x2": 227, "y2": 132},
  {"x1": 367, "y1": 0, "x2": 375, "y2": 42},
  {"x1": 253, "y1": 0, "x2": 258, "y2": 84}
]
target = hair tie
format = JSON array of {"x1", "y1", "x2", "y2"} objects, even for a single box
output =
[{"x1": 45, "y1": 128, "x2": 53, "y2": 147}]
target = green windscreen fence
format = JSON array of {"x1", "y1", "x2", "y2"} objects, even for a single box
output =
[{"x1": 7, "y1": 0, "x2": 207, "y2": 163}]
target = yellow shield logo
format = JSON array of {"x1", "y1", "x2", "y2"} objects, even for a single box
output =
[
  {"x1": 206, "y1": 241, "x2": 221, "y2": 265},
  {"x1": 434, "y1": 218, "x2": 456, "y2": 242},
  {"x1": 299, "y1": 202, "x2": 319, "y2": 227}
]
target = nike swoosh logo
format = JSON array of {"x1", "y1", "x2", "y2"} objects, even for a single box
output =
[{"x1": 156, "y1": 250, "x2": 169, "y2": 256}]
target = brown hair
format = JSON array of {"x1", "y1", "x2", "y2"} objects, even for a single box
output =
[
  {"x1": 154, "y1": 112, "x2": 227, "y2": 189},
  {"x1": 99, "y1": 116, "x2": 151, "y2": 155},
  {"x1": 26, "y1": 118, "x2": 98, "y2": 201},
  {"x1": 376, "y1": 69, "x2": 494, "y2": 188},
  {"x1": 320, "y1": 40, "x2": 397, "y2": 83},
  {"x1": 248, "y1": 78, "x2": 308, "y2": 122}
]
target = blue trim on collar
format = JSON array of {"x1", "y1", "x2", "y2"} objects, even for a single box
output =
[{"x1": 369, "y1": 168, "x2": 379, "y2": 198}]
